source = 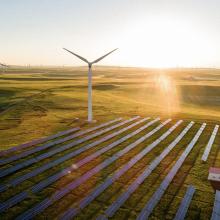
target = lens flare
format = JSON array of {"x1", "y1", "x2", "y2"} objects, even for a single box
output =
[{"x1": 154, "y1": 72, "x2": 180, "y2": 115}]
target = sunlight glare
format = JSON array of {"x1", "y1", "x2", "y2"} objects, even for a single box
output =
[
  {"x1": 118, "y1": 17, "x2": 212, "y2": 68},
  {"x1": 153, "y1": 72, "x2": 180, "y2": 115}
]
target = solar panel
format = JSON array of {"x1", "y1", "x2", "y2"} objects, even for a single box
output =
[
  {"x1": 0, "y1": 117, "x2": 139, "y2": 178},
  {"x1": 15, "y1": 119, "x2": 171, "y2": 219},
  {"x1": 0, "y1": 127, "x2": 80, "y2": 157},
  {"x1": 174, "y1": 185, "x2": 196, "y2": 220},
  {"x1": 211, "y1": 190, "x2": 220, "y2": 220},
  {"x1": 99, "y1": 122, "x2": 194, "y2": 217},
  {"x1": 136, "y1": 123, "x2": 206, "y2": 220},
  {"x1": 0, "y1": 191, "x2": 28, "y2": 212},
  {"x1": 0, "y1": 118, "x2": 128, "y2": 165},
  {"x1": 58, "y1": 120, "x2": 184, "y2": 219},
  {"x1": 96, "y1": 215, "x2": 108, "y2": 220},
  {"x1": 60, "y1": 208, "x2": 79, "y2": 220},
  {"x1": 15, "y1": 198, "x2": 52, "y2": 220},
  {"x1": 201, "y1": 125, "x2": 219, "y2": 162}
]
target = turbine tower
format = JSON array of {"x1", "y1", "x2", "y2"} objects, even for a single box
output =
[{"x1": 63, "y1": 48, "x2": 118, "y2": 122}]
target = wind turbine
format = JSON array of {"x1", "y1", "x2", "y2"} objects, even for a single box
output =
[
  {"x1": 0, "y1": 62, "x2": 9, "y2": 73},
  {"x1": 0, "y1": 62, "x2": 9, "y2": 67},
  {"x1": 63, "y1": 48, "x2": 118, "y2": 122}
]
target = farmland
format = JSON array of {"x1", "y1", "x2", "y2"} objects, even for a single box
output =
[{"x1": 0, "y1": 67, "x2": 220, "y2": 219}]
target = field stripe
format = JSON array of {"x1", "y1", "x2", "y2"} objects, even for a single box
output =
[
  {"x1": 174, "y1": 185, "x2": 196, "y2": 220},
  {"x1": 0, "y1": 117, "x2": 150, "y2": 192},
  {"x1": 201, "y1": 125, "x2": 219, "y2": 162},
  {"x1": 211, "y1": 190, "x2": 220, "y2": 220},
  {"x1": 96, "y1": 121, "x2": 194, "y2": 220},
  {"x1": 0, "y1": 118, "x2": 123, "y2": 164},
  {"x1": 136, "y1": 123, "x2": 206, "y2": 220},
  {"x1": 0, "y1": 117, "x2": 151, "y2": 211},
  {"x1": 0, "y1": 127, "x2": 80, "y2": 157},
  {"x1": 60, "y1": 120, "x2": 183, "y2": 219},
  {"x1": 0, "y1": 117, "x2": 139, "y2": 178},
  {"x1": 15, "y1": 119, "x2": 171, "y2": 220}
]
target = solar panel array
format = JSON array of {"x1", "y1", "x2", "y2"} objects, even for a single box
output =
[
  {"x1": 31, "y1": 117, "x2": 155, "y2": 193},
  {"x1": 59, "y1": 120, "x2": 183, "y2": 219},
  {"x1": 174, "y1": 185, "x2": 196, "y2": 220},
  {"x1": 201, "y1": 125, "x2": 219, "y2": 162},
  {"x1": 0, "y1": 117, "x2": 218, "y2": 220},
  {"x1": 0, "y1": 117, "x2": 150, "y2": 211},
  {"x1": 0, "y1": 117, "x2": 151, "y2": 193},
  {"x1": 211, "y1": 190, "x2": 220, "y2": 220},
  {"x1": 15, "y1": 119, "x2": 171, "y2": 219},
  {"x1": 96, "y1": 121, "x2": 194, "y2": 220},
  {"x1": 136, "y1": 123, "x2": 206, "y2": 220},
  {"x1": 0, "y1": 116, "x2": 139, "y2": 178}
]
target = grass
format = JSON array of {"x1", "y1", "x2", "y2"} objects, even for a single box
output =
[
  {"x1": 0, "y1": 66, "x2": 220, "y2": 219},
  {"x1": 1, "y1": 66, "x2": 220, "y2": 150}
]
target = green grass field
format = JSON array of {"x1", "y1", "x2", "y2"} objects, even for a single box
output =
[
  {"x1": 0, "y1": 67, "x2": 220, "y2": 219},
  {"x1": 1, "y1": 66, "x2": 220, "y2": 149}
]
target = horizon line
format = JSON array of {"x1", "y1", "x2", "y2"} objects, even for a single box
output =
[{"x1": 3, "y1": 64, "x2": 220, "y2": 70}]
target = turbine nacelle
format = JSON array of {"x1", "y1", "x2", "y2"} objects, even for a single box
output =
[{"x1": 88, "y1": 63, "x2": 92, "y2": 68}]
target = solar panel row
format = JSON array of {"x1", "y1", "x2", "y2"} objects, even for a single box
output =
[
  {"x1": 0, "y1": 117, "x2": 139, "y2": 178},
  {"x1": 0, "y1": 126, "x2": 80, "y2": 157},
  {"x1": 211, "y1": 190, "x2": 220, "y2": 220},
  {"x1": 15, "y1": 119, "x2": 171, "y2": 220},
  {"x1": 136, "y1": 123, "x2": 206, "y2": 220},
  {"x1": 59, "y1": 120, "x2": 183, "y2": 219},
  {"x1": 0, "y1": 117, "x2": 151, "y2": 193},
  {"x1": 201, "y1": 125, "x2": 219, "y2": 162},
  {"x1": 174, "y1": 185, "x2": 196, "y2": 220},
  {"x1": 95, "y1": 121, "x2": 194, "y2": 220},
  {"x1": 0, "y1": 118, "x2": 125, "y2": 165}
]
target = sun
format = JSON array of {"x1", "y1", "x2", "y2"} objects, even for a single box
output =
[{"x1": 117, "y1": 16, "x2": 211, "y2": 68}]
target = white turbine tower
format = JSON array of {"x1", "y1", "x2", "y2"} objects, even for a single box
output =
[{"x1": 63, "y1": 48, "x2": 118, "y2": 122}]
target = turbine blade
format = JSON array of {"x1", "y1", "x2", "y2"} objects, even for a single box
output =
[
  {"x1": 63, "y1": 48, "x2": 89, "y2": 64},
  {"x1": 91, "y1": 48, "x2": 118, "y2": 64}
]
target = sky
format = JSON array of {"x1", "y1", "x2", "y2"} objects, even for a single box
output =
[{"x1": 1, "y1": 0, "x2": 220, "y2": 67}]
